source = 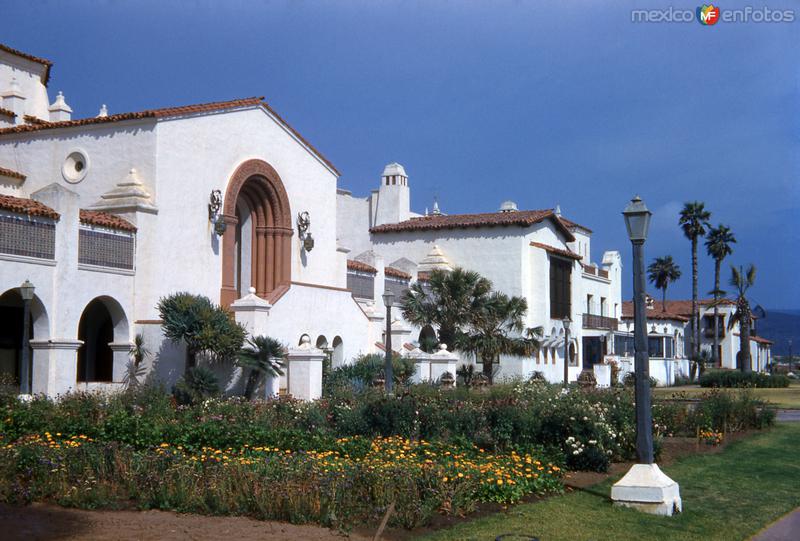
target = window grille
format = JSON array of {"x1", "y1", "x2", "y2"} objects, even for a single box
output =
[
  {"x1": 347, "y1": 271, "x2": 375, "y2": 299},
  {"x1": 384, "y1": 276, "x2": 410, "y2": 299},
  {"x1": 79, "y1": 227, "x2": 135, "y2": 270},
  {"x1": 0, "y1": 212, "x2": 56, "y2": 259}
]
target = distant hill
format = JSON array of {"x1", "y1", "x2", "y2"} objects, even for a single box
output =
[{"x1": 756, "y1": 310, "x2": 800, "y2": 356}]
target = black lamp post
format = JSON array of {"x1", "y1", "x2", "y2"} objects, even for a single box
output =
[
  {"x1": 562, "y1": 316, "x2": 571, "y2": 386},
  {"x1": 382, "y1": 290, "x2": 395, "y2": 392},
  {"x1": 19, "y1": 279, "x2": 35, "y2": 395},
  {"x1": 623, "y1": 196, "x2": 654, "y2": 464}
]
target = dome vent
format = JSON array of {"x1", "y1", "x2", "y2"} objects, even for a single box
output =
[{"x1": 499, "y1": 200, "x2": 518, "y2": 213}]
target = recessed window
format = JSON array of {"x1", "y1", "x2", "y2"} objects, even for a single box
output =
[{"x1": 62, "y1": 150, "x2": 89, "y2": 183}]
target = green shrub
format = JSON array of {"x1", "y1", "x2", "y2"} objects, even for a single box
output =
[
  {"x1": 699, "y1": 370, "x2": 790, "y2": 388},
  {"x1": 622, "y1": 372, "x2": 658, "y2": 388}
]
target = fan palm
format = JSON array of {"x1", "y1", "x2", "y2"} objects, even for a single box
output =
[
  {"x1": 453, "y1": 292, "x2": 541, "y2": 383},
  {"x1": 401, "y1": 267, "x2": 492, "y2": 347},
  {"x1": 123, "y1": 333, "x2": 150, "y2": 389},
  {"x1": 237, "y1": 335, "x2": 287, "y2": 400},
  {"x1": 647, "y1": 256, "x2": 682, "y2": 312},
  {"x1": 728, "y1": 264, "x2": 756, "y2": 373},
  {"x1": 705, "y1": 224, "x2": 736, "y2": 366},
  {"x1": 679, "y1": 202, "x2": 711, "y2": 364}
]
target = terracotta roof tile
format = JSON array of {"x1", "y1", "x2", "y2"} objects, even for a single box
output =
[
  {"x1": 22, "y1": 115, "x2": 48, "y2": 125},
  {"x1": 0, "y1": 194, "x2": 59, "y2": 219},
  {"x1": 621, "y1": 298, "x2": 735, "y2": 322},
  {"x1": 558, "y1": 215, "x2": 593, "y2": 233},
  {"x1": 0, "y1": 97, "x2": 340, "y2": 175},
  {"x1": 347, "y1": 259, "x2": 377, "y2": 273},
  {"x1": 371, "y1": 209, "x2": 576, "y2": 241},
  {"x1": 0, "y1": 166, "x2": 25, "y2": 180},
  {"x1": 0, "y1": 107, "x2": 16, "y2": 119},
  {"x1": 385, "y1": 266, "x2": 411, "y2": 280},
  {"x1": 417, "y1": 271, "x2": 432, "y2": 281},
  {"x1": 0, "y1": 43, "x2": 53, "y2": 84},
  {"x1": 530, "y1": 241, "x2": 582, "y2": 261},
  {"x1": 79, "y1": 209, "x2": 137, "y2": 232}
]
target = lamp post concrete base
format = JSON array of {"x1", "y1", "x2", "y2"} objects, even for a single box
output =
[{"x1": 611, "y1": 463, "x2": 682, "y2": 516}]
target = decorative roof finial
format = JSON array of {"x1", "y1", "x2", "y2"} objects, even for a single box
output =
[
  {"x1": 432, "y1": 196, "x2": 441, "y2": 216},
  {"x1": 97, "y1": 104, "x2": 108, "y2": 118},
  {"x1": 554, "y1": 204, "x2": 562, "y2": 217}
]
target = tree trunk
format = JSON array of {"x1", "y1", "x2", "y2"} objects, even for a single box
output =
[
  {"x1": 713, "y1": 259, "x2": 721, "y2": 368},
  {"x1": 740, "y1": 301, "x2": 752, "y2": 373},
  {"x1": 185, "y1": 349, "x2": 197, "y2": 376},
  {"x1": 662, "y1": 287, "x2": 667, "y2": 312},
  {"x1": 244, "y1": 369, "x2": 261, "y2": 400},
  {"x1": 482, "y1": 355, "x2": 493, "y2": 384},
  {"x1": 691, "y1": 237, "x2": 699, "y2": 373}
]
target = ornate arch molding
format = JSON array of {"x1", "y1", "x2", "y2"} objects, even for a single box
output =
[{"x1": 221, "y1": 159, "x2": 293, "y2": 307}]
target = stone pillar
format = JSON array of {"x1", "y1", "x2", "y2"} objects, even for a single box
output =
[
  {"x1": 406, "y1": 347, "x2": 432, "y2": 383},
  {"x1": 287, "y1": 335, "x2": 324, "y2": 401},
  {"x1": 109, "y1": 342, "x2": 133, "y2": 383},
  {"x1": 264, "y1": 373, "x2": 281, "y2": 399},
  {"x1": 30, "y1": 339, "x2": 82, "y2": 397},
  {"x1": 429, "y1": 344, "x2": 459, "y2": 385},
  {"x1": 231, "y1": 287, "x2": 272, "y2": 336}
]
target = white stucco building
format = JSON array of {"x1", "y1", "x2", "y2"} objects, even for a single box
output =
[{"x1": 3, "y1": 43, "x2": 764, "y2": 397}]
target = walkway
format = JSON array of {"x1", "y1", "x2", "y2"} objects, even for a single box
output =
[{"x1": 751, "y1": 508, "x2": 800, "y2": 541}]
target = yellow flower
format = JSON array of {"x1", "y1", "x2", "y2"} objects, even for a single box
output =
[{"x1": 497, "y1": 479, "x2": 503, "y2": 485}]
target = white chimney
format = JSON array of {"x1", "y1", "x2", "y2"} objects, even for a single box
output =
[
  {"x1": 1, "y1": 78, "x2": 26, "y2": 125},
  {"x1": 97, "y1": 104, "x2": 108, "y2": 118},
  {"x1": 499, "y1": 200, "x2": 518, "y2": 213},
  {"x1": 48, "y1": 91, "x2": 72, "y2": 122}
]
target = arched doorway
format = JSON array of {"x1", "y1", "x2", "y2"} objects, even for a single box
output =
[
  {"x1": 0, "y1": 288, "x2": 49, "y2": 391},
  {"x1": 418, "y1": 325, "x2": 437, "y2": 353},
  {"x1": 77, "y1": 297, "x2": 129, "y2": 383},
  {"x1": 331, "y1": 336, "x2": 344, "y2": 368},
  {"x1": 221, "y1": 159, "x2": 292, "y2": 306}
]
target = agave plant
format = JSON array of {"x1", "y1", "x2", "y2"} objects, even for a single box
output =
[{"x1": 237, "y1": 335, "x2": 287, "y2": 400}]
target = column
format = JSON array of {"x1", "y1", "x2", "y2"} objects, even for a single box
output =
[
  {"x1": 287, "y1": 335, "x2": 324, "y2": 401},
  {"x1": 30, "y1": 339, "x2": 83, "y2": 397}
]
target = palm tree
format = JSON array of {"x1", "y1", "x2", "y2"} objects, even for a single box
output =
[
  {"x1": 454, "y1": 292, "x2": 541, "y2": 383},
  {"x1": 679, "y1": 202, "x2": 711, "y2": 366},
  {"x1": 401, "y1": 267, "x2": 492, "y2": 347},
  {"x1": 705, "y1": 224, "x2": 736, "y2": 367},
  {"x1": 647, "y1": 256, "x2": 682, "y2": 312},
  {"x1": 237, "y1": 335, "x2": 287, "y2": 400},
  {"x1": 728, "y1": 265, "x2": 756, "y2": 373}
]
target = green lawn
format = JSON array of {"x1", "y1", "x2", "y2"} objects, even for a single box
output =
[
  {"x1": 420, "y1": 423, "x2": 800, "y2": 541},
  {"x1": 653, "y1": 382, "x2": 800, "y2": 409}
]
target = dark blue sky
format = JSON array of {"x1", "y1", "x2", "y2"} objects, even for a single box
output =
[{"x1": 5, "y1": 1, "x2": 798, "y2": 308}]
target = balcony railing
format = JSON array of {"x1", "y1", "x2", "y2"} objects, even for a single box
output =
[{"x1": 582, "y1": 313, "x2": 618, "y2": 330}]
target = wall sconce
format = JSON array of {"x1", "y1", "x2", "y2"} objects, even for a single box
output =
[
  {"x1": 208, "y1": 190, "x2": 227, "y2": 236},
  {"x1": 297, "y1": 211, "x2": 314, "y2": 252}
]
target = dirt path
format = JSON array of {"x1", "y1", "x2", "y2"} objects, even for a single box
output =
[{"x1": 0, "y1": 503, "x2": 370, "y2": 541}]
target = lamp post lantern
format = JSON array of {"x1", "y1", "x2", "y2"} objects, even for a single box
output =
[
  {"x1": 562, "y1": 316, "x2": 571, "y2": 387},
  {"x1": 19, "y1": 279, "x2": 35, "y2": 395},
  {"x1": 382, "y1": 290, "x2": 395, "y2": 392},
  {"x1": 611, "y1": 196, "x2": 681, "y2": 516},
  {"x1": 622, "y1": 195, "x2": 653, "y2": 464}
]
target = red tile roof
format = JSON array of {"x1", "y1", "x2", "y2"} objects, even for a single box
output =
[
  {"x1": 79, "y1": 209, "x2": 137, "y2": 232},
  {"x1": 0, "y1": 194, "x2": 59, "y2": 219},
  {"x1": 417, "y1": 271, "x2": 432, "y2": 281},
  {"x1": 621, "y1": 298, "x2": 735, "y2": 322},
  {"x1": 530, "y1": 241, "x2": 582, "y2": 261},
  {"x1": 0, "y1": 107, "x2": 16, "y2": 119},
  {"x1": 0, "y1": 166, "x2": 25, "y2": 180},
  {"x1": 0, "y1": 43, "x2": 53, "y2": 84},
  {"x1": 558, "y1": 215, "x2": 593, "y2": 233},
  {"x1": 347, "y1": 259, "x2": 377, "y2": 273},
  {"x1": 385, "y1": 266, "x2": 411, "y2": 280},
  {"x1": 23, "y1": 115, "x2": 48, "y2": 125},
  {"x1": 0, "y1": 97, "x2": 340, "y2": 175},
  {"x1": 370, "y1": 209, "x2": 576, "y2": 241},
  {"x1": 734, "y1": 333, "x2": 774, "y2": 345}
]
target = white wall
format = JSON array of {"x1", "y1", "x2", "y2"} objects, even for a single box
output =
[{"x1": 0, "y1": 50, "x2": 50, "y2": 121}]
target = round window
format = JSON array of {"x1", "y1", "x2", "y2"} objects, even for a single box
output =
[{"x1": 62, "y1": 151, "x2": 89, "y2": 183}]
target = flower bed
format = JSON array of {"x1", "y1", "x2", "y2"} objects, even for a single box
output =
[{"x1": 0, "y1": 433, "x2": 561, "y2": 528}]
